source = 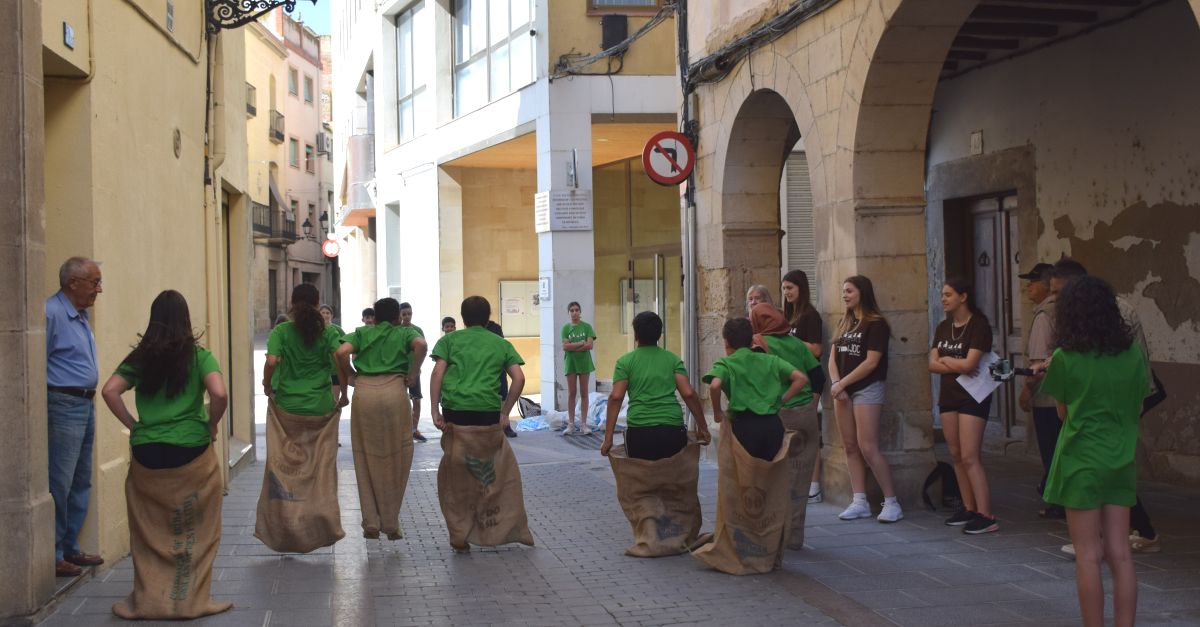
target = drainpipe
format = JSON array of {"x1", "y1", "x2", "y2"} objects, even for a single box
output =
[{"x1": 677, "y1": 0, "x2": 701, "y2": 404}]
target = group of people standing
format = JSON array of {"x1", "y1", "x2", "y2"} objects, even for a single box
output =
[{"x1": 42, "y1": 250, "x2": 1156, "y2": 624}]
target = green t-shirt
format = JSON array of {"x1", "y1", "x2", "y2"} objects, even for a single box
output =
[
  {"x1": 116, "y1": 346, "x2": 220, "y2": 448},
  {"x1": 702, "y1": 347, "x2": 796, "y2": 416},
  {"x1": 402, "y1": 324, "x2": 424, "y2": 370},
  {"x1": 561, "y1": 321, "x2": 596, "y2": 374},
  {"x1": 763, "y1": 334, "x2": 819, "y2": 408},
  {"x1": 431, "y1": 326, "x2": 524, "y2": 411},
  {"x1": 342, "y1": 322, "x2": 422, "y2": 375},
  {"x1": 267, "y1": 322, "x2": 342, "y2": 416},
  {"x1": 613, "y1": 346, "x2": 688, "y2": 428},
  {"x1": 1039, "y1": 345, "x2": 1148, "y2": 509}
]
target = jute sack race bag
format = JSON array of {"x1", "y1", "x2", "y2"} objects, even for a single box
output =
[
  {"x1": 437, "y1": 423, "x2": 534, "y2": 550},
  {"x1": 607, "y1": 440, "x2": 702, "y2": 557},
  {"x1": 350, "y1": 373, "x2": 413, "y2": 538},
  {"x1": 254, "y1": 401, "x2": 345, "y2": 553},
  {"x1": 112, "y1": 447, "x2": 232, "y2": 620},
  {"x1": 779, "y1": 401, "x2": 819, "y2": 550},
  {"x1": 691, "y1": 420, "x2": 794, "y2": 575}
]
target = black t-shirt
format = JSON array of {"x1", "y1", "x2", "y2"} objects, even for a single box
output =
[
  {"x1": 790, "y1": 308, "x2": 822, "y2": 345},
  {"x1": 932, "y1": 315, "x2": 993, "y2": 408},
  {"x1": 834, "y1": 318, "x2": 889, "y2": 394}
]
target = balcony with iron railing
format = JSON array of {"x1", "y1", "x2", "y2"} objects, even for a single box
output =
[
  {"x1": 269, "y1": 110, "x2": 285, "y2": 143},
  {"x1": 252, "y1": 201, "x2": 298, "y2": 244}
]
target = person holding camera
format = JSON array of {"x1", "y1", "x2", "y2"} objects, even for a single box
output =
[
  {"x1": 928, "y1": 279, "x2": 997, "y2": 535},
  {"x1": 1017, "y1": 262, "x2": 1064, "y2": 519}
]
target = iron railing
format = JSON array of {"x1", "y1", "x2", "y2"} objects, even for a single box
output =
[{"x1": 269, "y1": 110, "x2": 285, "y2": 143}]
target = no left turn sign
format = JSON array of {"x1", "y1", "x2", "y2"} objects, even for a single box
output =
[{"x1": 642, "y1": 130, "x2": 695, "y2": 186}]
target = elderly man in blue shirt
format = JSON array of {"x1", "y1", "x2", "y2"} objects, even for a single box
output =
[{"x1": 46, "y1": 256, "x2": 105, "y2": 577}]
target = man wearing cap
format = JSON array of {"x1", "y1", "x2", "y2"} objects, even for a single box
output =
[
  {"x1": 1018, "y1": 262, "x2": 1064, "y2": 519},
  {"x1": 46, "y1": 256, "x2": 106, "y2": 576}
]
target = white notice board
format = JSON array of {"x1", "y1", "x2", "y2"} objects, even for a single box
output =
[
  {"x1": 498, "y1": 280, "x2": 540, "y2": 337},
  {"x1": 534, "y1": 190, "x2": 592, "y2": 233}
]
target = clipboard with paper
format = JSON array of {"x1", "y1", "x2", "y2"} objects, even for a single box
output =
[{"x1": 957, "y1": 351, "x2": 1003, "y2": 404}]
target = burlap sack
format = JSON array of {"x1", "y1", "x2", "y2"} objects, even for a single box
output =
[
  {"x1": 779, "y1": 402, "x2": 819, "y2": 550},
  {"x1": 254, "y1": 402, "x2": 345, "y2": 553},
  {"x1": 691, "y1": 420, "x2": 794, "y2": 575},
  {"x1": 437, "y1": 423, "x2": 534, "y2": 550},
  {"x1": 608, "y1": 440, "x2": 702, "y2": 557},
  {"x1": 350, "y1": 374, "x2": 413, "y2": 538},
  {"x1": 112, "y1": 447, "x2": 231, "y2": 620}
]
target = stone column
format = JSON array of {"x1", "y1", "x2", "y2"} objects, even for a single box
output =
[
  {"x1": 535, "y1": 84, "x2": 594, "y2": 411},
  {"x1": 0, "y1": 0, "x2": 56, "y2": 619}
]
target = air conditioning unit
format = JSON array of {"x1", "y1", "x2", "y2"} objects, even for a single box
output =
[{"x1": 316, "y1": 132, "x2": 330, "y2": 155}]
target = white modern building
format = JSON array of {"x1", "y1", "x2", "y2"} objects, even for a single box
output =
[{"x1": 332, "y1": 0, "x2": 686, "y2": 406}]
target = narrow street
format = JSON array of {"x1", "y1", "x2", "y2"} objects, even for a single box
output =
[{"x1": 39, "y1": 421, "x2": 1200, "y2": 626}]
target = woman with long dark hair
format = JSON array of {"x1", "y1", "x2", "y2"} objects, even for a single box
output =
[
  {"x1": 828, "y1": 275, "x2": 902, "y2": 523},
  {"x1": 1041, "y1": 276, "x2": 1146, "y2": 627},
  {"x1": 782, "y1": 269, "x2": 826, "y2": 502},
  {"x1": 255, "y1": 284, "x2": 348, "y2": 553},
  {"x1": 100, "y1": 291, "x2": 231, "y2": 619},
  {"x1": 928, "y1": 279, "x2": 997, "y2": 534}
]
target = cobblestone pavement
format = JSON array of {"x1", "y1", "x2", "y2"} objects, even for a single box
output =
[{"x1": 41, "y1": 420, "x2": 1200, "y2": 627}]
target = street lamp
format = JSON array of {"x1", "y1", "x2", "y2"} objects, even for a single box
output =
[
  {"x1": 301, "y1": 217, "x2": 313, "y2": 239},
  {"x1": 207, "y1": 0, "x2": 319, "y2": 34},
  {"x1": 318, "y1": 210, "x2": 329, "y2": 234}
]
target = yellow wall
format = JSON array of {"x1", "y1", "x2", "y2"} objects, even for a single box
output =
[
  {"x1": 549, "y1": 3, "x2": 676, "y2": 77},
  {"x1": 453, "y1": 167, "x2": 541, "y2": 394},
  {"x1": 246, "y1": 24, "x2": 288, "y2": 207},
  {"x1": 592, "y1": 159, "x2": 683, "y2": 379},
  {"x1": 41, "y1": 0, "x2": 90, "y2": 77},
  {"x1": 40, "y1": 0, "x2": 248, "y2": 562}
]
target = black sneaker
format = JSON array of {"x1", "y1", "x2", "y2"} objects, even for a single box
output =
[
  {"x1": 944, "y1": 509, "x2": 976, "y2": 526},
  {"x1": 503, "y1": 425, "x2": 518, "y2": 438},
  {"x1": 963, "y1": 515, "x2": 999, "y2": 535},
  {"x1": 413, "y1": 431, "x2": 427, "y2": 442}
]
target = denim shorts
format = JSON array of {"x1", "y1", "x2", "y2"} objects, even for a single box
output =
[{"x1": 849, "y1": 380, "x2": 886, "y2": 405}]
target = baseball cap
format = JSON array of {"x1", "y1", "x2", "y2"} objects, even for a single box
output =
[{"x1": 1017, "y1": 262, "x2": 1053, "y2": 280}]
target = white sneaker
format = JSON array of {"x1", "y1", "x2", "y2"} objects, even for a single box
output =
[
  {"x1": 1061, "y1": 543, "x2": 1076, "y2": 557},
  {"x1": 877, "y1": 501, "x2": 904, "y2": 523},
  {"x1": 808, "y1": 488, "x2": 823, "y2": 504},
  {"x1": 838, "y1": 500, "x2": 872, "y2": 520},
  {"x1": 578, "y1": 422, "x2": 592, "y2": 436},
  {"x1": 561, "y1": 422, "x2": 575, "y2": 436}
]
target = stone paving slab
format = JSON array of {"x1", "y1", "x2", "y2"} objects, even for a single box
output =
[{"x1": 40, "y1": 419, "x2": 1200, "y2": 626}]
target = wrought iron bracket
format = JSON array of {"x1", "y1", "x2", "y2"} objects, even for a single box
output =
[{"x1": 207, "y1": 0, "x2": 310, "y2": 34}]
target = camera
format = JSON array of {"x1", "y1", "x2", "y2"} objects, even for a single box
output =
[{"x1": 989, "y1": 358, "x2": 1034, "y2": 382}]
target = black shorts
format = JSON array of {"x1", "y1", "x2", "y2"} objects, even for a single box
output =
[
  {"x1": 132, "y1": 442, "x2": 210, "y2": 469},
  {"x1": 408, "y1": 380, "x2": 423, "y2": 401},
  {"x1": 444, "y1": 409, "x2": 500, "y2": 426},
  {"x1": 731, "y1": 412, "x2": 785, "y2": 461},
  {"x1": 624, "y1": 424, "x2": 687, "y2": 461},
  {"x1": 938, "y1": 395, "x2": 993, "y2": 420}
]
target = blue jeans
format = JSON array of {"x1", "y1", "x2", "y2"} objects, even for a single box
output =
[{"x1": 47, "y1": 391, "x2": 95, "y2": 562}]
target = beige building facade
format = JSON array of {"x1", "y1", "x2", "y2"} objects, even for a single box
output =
[
  {"x1": 687, "y1": 0, "x2": 1200, "y2": 503},
  {"x1": 2, "y1": 0, "x2": 253, "y2": 620},
  {"x1": 247, "y1": 10, "x2": 337, "y2": 333}
]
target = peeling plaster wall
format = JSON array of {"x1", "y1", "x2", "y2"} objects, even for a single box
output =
[{"x1": 927, "y1": 1, "x2": 1200, "y2": 484}]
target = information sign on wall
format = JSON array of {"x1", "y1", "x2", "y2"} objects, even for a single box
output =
[{"x1": 534, "y1": 190, "x2": 593, "y2": 233}]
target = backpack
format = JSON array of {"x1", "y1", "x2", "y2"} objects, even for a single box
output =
[
  {"x1": 517, "y1": 396, "x2": 542, "y2": 419},
  {"x1": 922, "y1": 461, "x2": 962, "y2": 511}
]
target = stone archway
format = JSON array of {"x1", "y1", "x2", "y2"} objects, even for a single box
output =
[{"x1": 695, "y1": 42, "x2": 827, "y2": 379}]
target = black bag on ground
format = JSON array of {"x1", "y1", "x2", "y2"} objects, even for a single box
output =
[
  {"x1": 922, "y1": 461, "x2": 962, "y2": 511},
  {"x1": 517, "y1": 396, "x2": 542, "y2": 419}
]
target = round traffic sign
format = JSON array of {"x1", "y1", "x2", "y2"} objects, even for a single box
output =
[
  {"x1": 322, "y1": 239, "x2": 340, "y2": 258},
  {"x1": 642, "y1": 130, "x2": 695, "y2": 186}
]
